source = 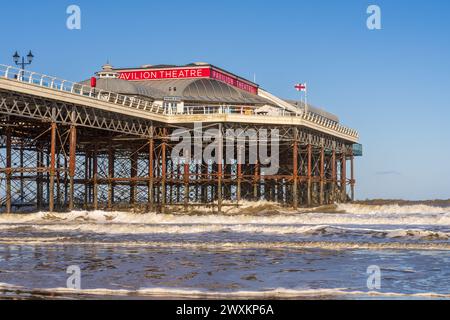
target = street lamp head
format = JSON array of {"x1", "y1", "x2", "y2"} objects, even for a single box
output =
[
  {"x1": 27, "y1": 50, "x2": 34, "y2": 63},
  {"x1": 13, "y1": 51, "x2": 20, "y2": 64}
]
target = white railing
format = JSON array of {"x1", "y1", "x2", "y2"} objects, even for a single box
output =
[
  {"x1": 0, "y1": 64, "x2": 163, "y2": 114},
  {"x1": 0, "y1": 64, "x2": 358, "y2": 139},
  {"x1": 180, "y1": 105, "x2": 359, "y2": 138}
]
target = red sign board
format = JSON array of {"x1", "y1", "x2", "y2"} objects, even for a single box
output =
[
  {"x1": 210, "y1": 69, "x2": 258, "y2": 95},
  {"x1": 119, "y1": 67, "x2": 211, "y2": 81},
  {"x1": 117, "y1": 67, "x2": 258, "y2": 94}
]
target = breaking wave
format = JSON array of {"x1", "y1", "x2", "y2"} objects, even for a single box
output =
[
  {"x1": 1, "y1": 239, "x2": 450, "y2": 251},
  {"x1": 0, "y1": 202, "x2": 450, "y2": 225},
  {"x1": 0, "y1": 282, "x2": 449, "y2": 300},
  {"x1": 0, "y1": 223, "x2": 449, "y2": 242},
  {"x1": 1, "y1": 201, "x2": 450, "y2": 226},
  {"x1": 337, "y1": 203, "x2": 450, "y2": 215},
  {"x1": 1, "y1": 201, "x2": 450, "y2": 250}
]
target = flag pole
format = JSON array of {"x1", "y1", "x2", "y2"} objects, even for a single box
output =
[
  {"x1": 300, "y1": 87, "x2": 303, "y2": 114},
  {"x1": 304, "y1": 82, "x2": 308, "y2": 115}
]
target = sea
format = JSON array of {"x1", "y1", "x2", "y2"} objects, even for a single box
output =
[{"x1": 1, "y1": 201, "x2": 450, "y2": 300}]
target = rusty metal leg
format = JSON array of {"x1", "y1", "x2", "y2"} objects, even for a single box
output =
[
  {"x1": 68, "y1": 125, "x2": 77, "y2": 211},
  {"x1": 253, "y1": 161, "x2": 260, "y2": 201},
  {"x1": 19, "y1": 144, "x2": 24, "y2": 204},
  {"x1": 184, "y1": 149, "x2": 190, "y2": 211},
  {"x1": 307, "y1": 144, "x2": 312, "y2": 207},
  {"x1": 331, "y1": 149, "x2": 336, "y2": 203},
  {"x1": 130, "y1": 150, "x2": 138, "y2": 206},
  {"x1": 253, "y1": 141, "x2": 259, "y2": 200},
  {"x1": 169, "y1": 160, "x2": 174, "y2": 205},
  {"x1": 341, "y1": 151, "x2": 347, "y2": 202},
  {"x1": 351, "y1": 154, "x2": 355, "y2": 201},
  {"x1": 148, "y1": 138, "x2": 154, "y2": 211},
  {"x1": 201, "y1": 161, "x2": 207, "y2": 204},
  {"x1": 56, "y1": 151, "x2": 61, "y2": 209},
  {"x1": 49, "y1": 122, "x2": 57, "y2": 213},
  {"x1": 196, "y1": 163, "x2": 201, "y2": 202},
  {"x1": 217, "y1": 125, "x2": 223, "y2": 213},
  {"x1": 237, "y1": 147, "x2": 242, "y2": 203},
  {"x1": 217, "y1": 166, "x2": 222, "y2": 212},
  {"x1": 36, "y1": 145, "x2": 43, "y2": 210},
  {"x1": 108, "y1": 146, "x2": 114, "y2": 210},
  {"x1": 320, "y1": 146, "x2": 325, "y2": 205},
  {"x1": 168, "y1": 160, "x2": 172, "y2": 205},
  {"x1": 84, "y1": 151, "x2": 89, "y2": 209},
  {"x1": 93, "y1": 145, "x2": 98, "y2": 210},
  {"x1": 154, "y1": 145, "x2": 160, "y2": 208},
  {"x1": 6, "y1": 127, "x2": 12, "y2": 214},
  {"x1": 161, "y1": 130, "x2": 167, "y2": 209},
  {"x1": 211, "y1": 163, "x2": 215, "y2": 204},
  {"x1": 46, "y1": 153, "x2": 50, "y2": 206},
  {"x1": 292, "y1": 128, "x2": 298, "y2": 209},
  {"x1": 274, "y1": 179, "x2": 278, "y2": 203},
  {"x1": 64, "y1": 156, "x2": 68, "y2": 207}
]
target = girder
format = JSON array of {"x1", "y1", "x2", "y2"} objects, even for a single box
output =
[{"x1": 0, "y1": 90, "x2": 153, "y2": 138}]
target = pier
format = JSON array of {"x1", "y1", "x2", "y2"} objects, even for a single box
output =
[{"x1": 0, "y1": 63, "x2": 361, "y2": 213}]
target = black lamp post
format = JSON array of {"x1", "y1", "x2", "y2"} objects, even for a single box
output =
[{"x1": 13, "y1": 50, "x2": 34, "y2": 79}]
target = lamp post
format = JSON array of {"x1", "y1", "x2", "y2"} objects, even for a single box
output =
[{"x1": 13, "y1": 50, "x2": 34, "y2": 79}]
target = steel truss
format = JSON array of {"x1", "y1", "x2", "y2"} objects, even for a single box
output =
[{"x1": 0, "y1": 90, "x2": 356, "y2": 213}]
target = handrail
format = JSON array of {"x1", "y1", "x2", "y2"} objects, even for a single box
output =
[
  {"x1": 0, "y1": 64, "x2": 163, "y2": 115},
  {"x1": 0, "y1": 64, "x2": 359, "y2": 138},
  {"x1": 178, "y1": 105, "x2": 359, "y2": 138}
]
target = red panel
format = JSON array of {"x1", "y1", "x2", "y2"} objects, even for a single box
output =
[
  {"x1": 118, "y1": 66, "x2": 259, "y2": 95},
  {"x1": 210, "y1": 69, "x2": 258, "y2": 94},
  {"x1": 118, "y1": 67, "x2": 211, "y2": 81}
]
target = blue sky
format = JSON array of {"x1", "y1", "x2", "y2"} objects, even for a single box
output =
[{"x1": 1, "y1": 0, "x2": 449, "y2": 200}]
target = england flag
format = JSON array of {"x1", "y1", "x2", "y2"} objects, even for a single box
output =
[{"x1": 295, "y1": 83, "x2": 307, "y2": 92}]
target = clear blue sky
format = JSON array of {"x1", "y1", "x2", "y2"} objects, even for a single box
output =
[{"x1": 1, "y1": 0, "x2": 449, "y2": 200}]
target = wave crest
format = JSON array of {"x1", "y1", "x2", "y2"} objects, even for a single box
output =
[{"x1": 1, "y1": 282, "x2": 449, "y2": 299}]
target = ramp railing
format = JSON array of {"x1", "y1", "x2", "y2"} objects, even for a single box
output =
[
  {"x1": 0, "y1": 64, "x2": 164, "y2": 114},
  {"x1": 0, "y1": 64, "x2": 358, "y2": 139}
]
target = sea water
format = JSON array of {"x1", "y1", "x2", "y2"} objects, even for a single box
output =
[{"x1": 1, "y1": 202, "x2": 450, "y2": 299}]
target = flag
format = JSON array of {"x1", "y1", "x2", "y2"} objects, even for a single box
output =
[{"x1": 295, "y1": 83, "x2": 307, "y2": 92}]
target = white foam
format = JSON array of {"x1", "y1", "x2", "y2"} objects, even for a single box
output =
[
  {"x1": 1, "y1": 203, "x2": 450, "y2": 248},
  {"x1": 1, "y1": 206, "x2": 450, "y2": 226},
  {"x1": 1, "y1": 238, "x2": 449, "y2": 251},
  {"x1": 1, "y1": 282, "x2": 449, "y2": 299},
  {"x1": 1, "y1": 223, "x2": 448, "y2": 242},
  {"x1": 337, "y1": 203, "x2": 450, "y2": 215}
]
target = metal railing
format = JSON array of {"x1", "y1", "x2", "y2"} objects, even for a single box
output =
[
  {"x1": 0, "y1": 64, "x2": 163, "y2": 114},
  {"x1": 179, "y1": 105, "x2": 359, "y2": 138},
  {"x1": 0, "y1": 64, "x2": 358, "y2": 138}
]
